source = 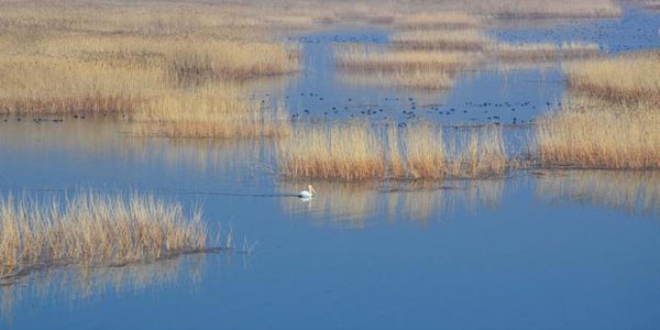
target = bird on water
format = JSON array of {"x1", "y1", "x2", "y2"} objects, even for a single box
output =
[{"x1": 298, "y1": 185, "x2": 316, "y2": 199}]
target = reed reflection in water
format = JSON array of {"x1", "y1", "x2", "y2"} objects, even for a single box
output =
[
  {"x1": 1, "y1": 254, "x2": 207, "y2": 322},
  {"x1": 536, "y1": 170, "x2": 660, "y2": 216},
  {"x1": 279, "y1": 179, "x2": 506, "y2": 227}
]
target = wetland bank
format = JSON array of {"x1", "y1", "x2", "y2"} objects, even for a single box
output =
[{"x1": 1, "y1": 0, "x2": 660, "y2": 329}]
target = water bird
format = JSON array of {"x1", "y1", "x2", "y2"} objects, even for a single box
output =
[{"x1": 298, "y1": 185, "x2": 316, "y2": 199}]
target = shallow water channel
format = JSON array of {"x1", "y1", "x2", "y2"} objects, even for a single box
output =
[{"x1": 1, "y1": 6, "x2": 660, "y2": 330}]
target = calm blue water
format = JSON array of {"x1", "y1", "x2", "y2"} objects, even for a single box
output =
[{"x1": 2, "y1": 6, "x2": 660, "y2": 330}]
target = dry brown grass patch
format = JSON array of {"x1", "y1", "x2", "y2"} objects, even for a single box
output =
[
  {"x1": 0, "y1": 191, "x2": 215, "y2": 282},
  {"x1": 391, "y1": 29, "x2": 488, "y2": 51},
  {"x1": 391, "y1": 11, "x2": 482, "y2": 30},
  {"x1": 564, "y1": 52, "x2": 660, "y2": 103},
  {"x1": 536, "y1": 98, "x2": 660, "y2": 169}
]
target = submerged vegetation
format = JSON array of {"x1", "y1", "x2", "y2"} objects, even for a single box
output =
[{"x1": 0, "y1": 192, "x2": 216, "y2": 283}]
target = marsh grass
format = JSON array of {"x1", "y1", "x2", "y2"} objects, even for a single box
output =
[
  {"x1": 278, "y1": 122, "x2": 509, "y2": 180},
  {"x1": 391, "y1": 11, "x2": 482, "y2": 30},
  {"x1": 390, "y1": 29, "x2": 488, "y2": 51},
  {"x1": 447, "y1": 127, "x2": 509, "y2": 178},
  {"x1": 132, "y1": 83, "x2": 291, "y2": 138},
  {"x1": 490, "y1": 42, "x2": 600, "y2": 61},
  {"x1": 335, "y1": 46, "x2": 473, "y2": 73},
  {"x1": 334, "y1": 46, "x2": 474, "y2": 90},
  {"x1": 564, "y1": 52, "x2": 660, "y2": 103},
  {"x1": 0, "y1": 192, "x2": 216, "y2": 282},
  {"x1": 0, "y1": 56, "x2": 161, "y2": 115},
  {"x1": 0, "y1": 4, "x2": 299, "y2": 133},
  {"x1": 277, "y1": 121, "x2": 386, "y2": 180},
  {"x1": 166, "y1": 41, "x2": 299, "y2": 85},
  {"x1": 480, "y1": 0, "x2": 622, "y2": 19},
  {"x1": 536, "y1": 98, "x2": 660, "y2": 169}
]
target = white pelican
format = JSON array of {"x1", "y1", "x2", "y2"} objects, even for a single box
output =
[{"x1": 298, "y1": 185, "x2": 316, "y2": 199}]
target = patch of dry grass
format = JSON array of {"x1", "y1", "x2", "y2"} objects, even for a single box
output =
[
  {"x1": 278, "y1": 122, "x2": 510, "y2": 180},
  {"x1": 474, "y1": 0, "x2": 622, "y2": 19},
  {"x1": 490, "y1": 41, "x2": 600, "y2": 61},
  {"x1": 391, "y1": 11, "x2": 482, "y2": 30},
  {"x1": 390, "y1": 29, "x2": 488, "y2": 51},
  {"x1": 0, "y1": 3, "x2": 299, "y2": 139},
  {"x1": 335, "y1": 46, "x2": 473, "y2": 72},
  {"x1": 447, "y1": 127, "x2": 509, "y2": 178},
  {"x1": 132, "y1": 83, "x2": 291, "y2": 138},
  {"x1": 334, "y1": 45, "x2": 475, "y2": 90},
  {"x1": 564, "y1": 52, "x2": 660, "y2": 103},
  {"x1": 277, "y1": 121, "x2": 386, "y2": 180},
  {"x1": 0, "y1": 56, "x2": 162, "y2": 115},
  {"x1": 0, "y1": 191, "x2": 214, "y2": 282},
  {"x1": 536, "y1": 98, "x2": 660, "y2": 169}
]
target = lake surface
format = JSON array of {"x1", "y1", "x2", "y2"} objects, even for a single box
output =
[{"x1": 2, "y1": 5, "x2": 660, "y2": 330}]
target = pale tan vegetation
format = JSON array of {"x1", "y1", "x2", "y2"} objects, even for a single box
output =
[
  {"x1": 0, "y1": 192, "x2": 215, "y2": 282},
  {"x1": 133, "y1": 83, "x2": 291, "y2": 138},
  {"x1": 335, "y1": 46, "x2": 474, "y2": 73},
  {"x1": 537, "y1": 52, "x2": 660, "y2": 170},
  {"x1": 334, "y1": 45, "x2": 476, "y2": 90},
  {"x1": 278, "y1": 122, "x2": 510, "y2": 180},
  {"x1": 403, "y1": 122, "x2": 446, "y2": 180},
  {"x1": 564, "y1": 52, "x2": 660, "y2": 103},
  {"x1": 0, "y1": 1, "x2": 299, "y2": 139},
  {"x1": 463, "y1": 0, "x2": 622, "y2": 18},
  {"x1": 0, "y1": 55, "x2": 161, "y2": 115},
  {"x1": 391, "y1": 11, "x2": 482, "y2": 30},
  {"x1": 536, "y1": 97, "x2": 660, "y2": 169},
  {"x1": 448, "y1": 128, "x2": 509, "y2": 178},
  {"x1": 391, "y1": 29, "x2": 488, "y2": 51},
  {"x1": 490, "y1": 42, "x2": 600, "y2": 61},
  {"x1": 277, "y1": 122, "x2": 386, "y2": 180}
]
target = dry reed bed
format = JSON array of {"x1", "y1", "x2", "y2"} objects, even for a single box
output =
[
  {"x1": 0, "y1": 3, "x2": 299, "y2": 139},
  {"x1": 536, "y1": 98, "x2": 660, "y2": 169},
  {"x1": 490, "y1": 42, "x2": 601, "y2": 61},
  {"x1": 471, "y1": 0, "x2": 622, "y2": 19},
  {"x1": 277, "y1": 121, "x2": 509, "y2": 180},
  {"x1": 132, "y1": 83, "x2": 292, "y2": 138},
  {"x1": 390, "y1": 29, "x2": 488, "y2": 51},
  {"x1": 564, "y1": 52, "x2": 660, "y2": 103},
  {"x1": 390, "y1": 11, "x2": 482, "y2": 30},
  {"x1": 0, "y1": 192, "x2": 213, "y2": 281},
  {"x1": 335, "y1": 46, "x2": 473, "y2": 72},
  {"x1": 334, "y1": 46, "x2": 477, "y2": 90}
]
